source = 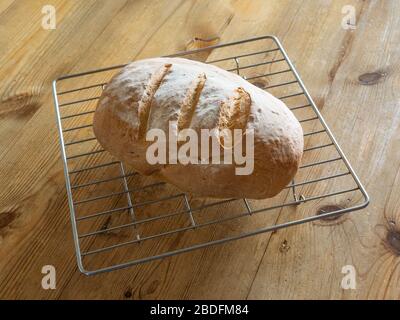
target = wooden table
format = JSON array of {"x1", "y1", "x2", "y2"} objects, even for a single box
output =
[{"x1": 0, "y1": 0, "x2": 399, "y2": 299}]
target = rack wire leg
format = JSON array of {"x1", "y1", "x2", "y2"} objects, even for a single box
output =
[
  {"x1": 291, "y1": 179, "x2": 305, "y2": 204},
  {"x1": 119, "y1": 162, "x2": 141, "y2": 241}
]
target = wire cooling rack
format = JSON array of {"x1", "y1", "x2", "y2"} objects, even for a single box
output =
[{"x1": 52, "y1": 35, "x2": 369, "y2": 275}]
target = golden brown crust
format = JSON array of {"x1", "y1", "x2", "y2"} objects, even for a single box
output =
[
  {"x1": 137, "y1": 63, "x2": 172, "y2": 140},
  {"x1": 177, "y1": 72, "x2": 207, "y2": 132},
  {"x1": 217, "y1": 87, "x2": 251, "y2": 131}
]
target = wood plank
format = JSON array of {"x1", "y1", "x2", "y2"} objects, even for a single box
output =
[
  {"x1": 248, "y1": 0, "x2": 400, "y2": 299},
  {"x1": 54, "y1": 0, "x2": 367, "y2": 300}
]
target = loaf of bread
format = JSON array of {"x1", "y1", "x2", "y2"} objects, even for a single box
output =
[{"x1": 93, "y1": 57, "x2": 303, "y2": 199}]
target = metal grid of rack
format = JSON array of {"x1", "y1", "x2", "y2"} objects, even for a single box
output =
[{"x1": 52, "y1": 35, "x2": 369, "y2": 275}]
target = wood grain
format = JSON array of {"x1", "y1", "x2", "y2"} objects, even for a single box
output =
[{"x1": 0, "y1": 0, "x2": 399, "y2": 299}]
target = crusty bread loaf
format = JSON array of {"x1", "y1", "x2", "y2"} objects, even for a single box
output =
[{"x1": 93, "y1": 57, "x2": 304, "y2": 199}]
